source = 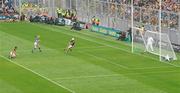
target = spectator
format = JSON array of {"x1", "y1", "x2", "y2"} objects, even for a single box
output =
[
  {"x1": 96, "y1": 19, "x2": 100, "y2": 26},
  {"x1": 127, "y1": 28, "x2": 132, "y2": 42},
  {"x1": 91, "y1": 16, "x2": 96, "y2": 25},
  {"x1": 117, "y1": 31, "x2": 126, "y2": 41}
]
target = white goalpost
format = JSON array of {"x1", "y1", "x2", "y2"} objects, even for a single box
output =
[
  {"x1": 132, "y1": 27, "x2": 177, "y2": 61},
  {"x1": 131, "y1": 0, "x2": 177, "y2": 61}
]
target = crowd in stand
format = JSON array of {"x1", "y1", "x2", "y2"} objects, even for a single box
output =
[
  {"x1": 1, "y1": 0, "x2": 15, "y2": 15},
  {"x1": 0, "y1": 0, "x2": 19, "y2": 20},
  {"x1": 135, "y1": 0, "x2": 179, "y2": 12},
  {"x1": 105, "y1": 0, "x2": 180, "y2": 29},
  {"x1": 107, "y1": 0, "x2": 179, "y2": 12}
]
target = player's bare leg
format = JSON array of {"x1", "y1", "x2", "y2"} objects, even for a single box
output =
[
  {"x1": 65, "y1": 47, "x2": 72, "y2": 53},
  {"x1": 38, "y1": 44, "x2": 42, "y2": 52},
  {"x1": 32, "y1": 48, "x2": 36, "y2": 53},
  {"x1": 32, "y1": 46, "x2": 42, "y2": 53},
  {"x1": 69, "y1": 48, "x2": 72, "y2": 52},
  {"x1": 9, "y1": 55, "x2": 12, "y2": 59},
  {"x1": 9, "y1": 52, "x2": 16, "y2": 59},
  {"x1": 39, "y1": 47, "x2": 42, "y2": 52},
  {"x1": 64, "y1": 48, "x2": 68, "y2": 53},
  {"x1": 67, "y1": 48, "x2": 70, "y2": 53}
]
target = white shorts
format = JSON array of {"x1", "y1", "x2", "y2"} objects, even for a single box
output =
[
  {"x1": 10, "y1": 51, "x2": 16, "y2": 57},
  {"x1": 68, "y1": 45, "x2": 73, "y2": 49},
  {"x1": 34, "y1": 42, "x2": 39, "y2": 48}
]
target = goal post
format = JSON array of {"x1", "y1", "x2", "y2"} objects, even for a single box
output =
[
  {"x1": 131, "y1": 0, "x2": 177, "y2": 61},
  {"x1": 132, "y1": 27, "x2": 177, "y2": 61}
]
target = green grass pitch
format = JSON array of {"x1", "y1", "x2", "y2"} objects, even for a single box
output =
[{"x1": 0, "y1": 22, "x2": 180, "y2": 93}]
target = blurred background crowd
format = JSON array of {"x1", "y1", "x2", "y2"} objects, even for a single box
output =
[
  {"x1": 107, "y1": 0, "x2": 179, "y2": 12},
  {"x1": 99, "y1": 0, "x2": 180, "y2": 30}
]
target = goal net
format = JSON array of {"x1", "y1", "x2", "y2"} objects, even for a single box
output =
[{"x1": 132, "y1": 27, "x2": 177, "y2": 61}]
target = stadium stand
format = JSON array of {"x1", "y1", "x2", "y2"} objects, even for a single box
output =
[{"x1": 0, "y1": 0, "x2": 19, "y2": 21}]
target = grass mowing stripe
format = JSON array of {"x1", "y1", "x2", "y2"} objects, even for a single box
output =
[
  {"x1": 54, "y1": 70, "x2": 180, "y2": 80},
  {"x1": 1, "y1": 49, "x2": 56, "y2": 53},
  {"x1": 79, "y1": 48, "x2": 175, "y2": 69},
  {"x1": 54, "y1": 74, "x2": 121, "y2": 80},
  {"x1": 78, "y1": 51, "x2": 129, "y2": 69},
  {"x1": 1, "y1": 46, "x2": 107, "y2": 54},
  {"x1": 0, "y1": 55, "x2": 76, "y2": 93},
  {"x1": 33, "y1": 23, "x2": 180, "y2": 68},
  {"x1": 1, "y1": 22, "x2": 180, "y2": 93},
  {"x1": 78, "y1": 50, "x2": 174, "y2": 70}
]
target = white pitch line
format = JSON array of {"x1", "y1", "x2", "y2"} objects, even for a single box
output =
[
  {"x1": 126, "y1": 70, "x2": 180, "y2": 76},
  {"x1": 0, "y1": 55, "x2": 76, "y2": 93},
  {"x1": 130, "y1": 66, "x2": 175, "y2": 70},
  {"x1": 54, "y1": 70, "x2": 180, "y2": 80},
  {"x1": 78, "y1": 47, "x2": 179, "y2": 70},
  {"x1": 78, "y1": 51, "x2": 129, "y2": 69},
  {"x1": 79, "y1": 51, "x2": 176, "y2": 70}
]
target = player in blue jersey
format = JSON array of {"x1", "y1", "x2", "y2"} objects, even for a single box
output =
[{"x1": 32, "y1": 35, "x2": 42, "y2": 53}]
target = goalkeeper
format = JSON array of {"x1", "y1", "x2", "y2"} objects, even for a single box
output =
[{"x1": 146, "y1": 36, "x2": 154, "y2": 52}]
